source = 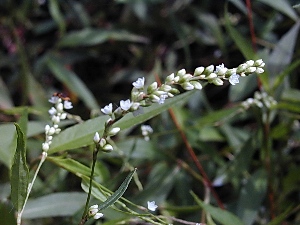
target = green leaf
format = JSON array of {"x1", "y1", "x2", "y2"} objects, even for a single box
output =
[
  {"x1": 10, "y1": 123, "x2": 29, "y2": 212},
  {"x1": 22, "y1": 192, "x2": 86, "y2": 218},
  {"x1": 229, "y1": 75, "x2": 258, "y2": 102},
  {"x1": 98, "y1": 169, "x2": 136, "y2": 211},
  {"x1": 49, "y1": 0, "x2": 66, "y2": 35},
  {"x1": 191, "y1": 191, "x2": 244, "y2": 225},
  {"x1": 48, "y1": 90, "x2": 195, "y2": 154},
  {"x1": 58, "y1": 28, "x2": 148, "y2": 47},
  {"x1": 47, "y1": 156, "x2": 92, "y2": 177},
  {"x1": 225, "y1": 5, "x2": 255, "y2": 59},
  {"x1": 0, "y1": 201, "x2": 17, "y2": 225},
  {"x1": 46, "y1": 55, "x2": 99, "y2": 111},
  {"x1": 257, "y1": 0, "x2": 298, "y2": 21},
  {"x1": 236, "y1": 169, "x2": 268, "y2": 225},
  {"x1": 268, "y1": 23, "x2": 300, "y2": 82}
]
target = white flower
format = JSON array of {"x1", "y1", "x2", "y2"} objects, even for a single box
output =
[
  {"x1": 89, "y1": 205, "x2": 99, "y2": 217},
  {"x1": 64, "y1": 100, "x2": 73, "y2": 109},
  {"x1": 229, "y1": 73, "x2": 240, "y2": 85},
  {"x1": 132, "y1": 77, "x2": 145, "y2": 89},
  {"x1": 48, "y1": 96, "x2": 60, "y2": 104},
  {"x1": 141, "y1": 125, "x2": 153, "y2": 141},
  {"x1": 101, "y1": 103, "x2": 113, "y2": 115},
  {"x1": 158, "y1": 94, "x2": 168, "y2": 104},
  {"x1": 103, "y1": 144, "x2": 113, "y2": 151},
  {"x1": 147, "y1": 201, "x2": 158, "y2": 211},
  {"x1": 93, "y1": 132, "x2": 100, "y2": 143},
  {"x1": 94, "y1": 212, "x2": 104, "y2": 219},
  {"x1": 182, "y1": 82, "x2": 194, "y2": 91},
  {"x1": 215, "y1": 63, "x2": 228, "y2": 75},
  {"x1": 48, "y1": 107, "x2": 57, "y2": 115},
  {"x1": 120, "y1": 99, "x2": 132, "y2": 111}
]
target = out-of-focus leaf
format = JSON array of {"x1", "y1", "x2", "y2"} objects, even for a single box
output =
[
  {"x1": 276, "y1": 102, "x2": 300, "y2": 113},
  {"x1": 225, "y1": 6, "x2": 255, "y2": 59},
  {"x1": 199, "y1": 126, "x2": 225, "y2": 142},
  {"x1": 0, "y1": 202, "x2": 16, "y2": 225},
  {"x1": 191, "y1": 191, "x2": 244, "y2": 225},
  {"x1": 58, "y1": 28, "x2": 148, "y2": 47},
  {"x1": 0, "y1": 77, "x2": 13, "y2": 109},
  {"x1": 28, "y1": 73, "x2": 48, "y2": 107},
  {"x1": 49, "y1": 0, "x2": 66, "y2": 35},
  {"x1": 10, "y1": 123, "x2": 29, "y2": 212},
  {"x1": 281, "y1": 88, "x2": 300, "y2": 103},
  {"x1": 272, "y1": 59, "x2": 300, "y2": 92},
  {"x1": 267, "y1": 23, "x2": 300, "y2": 81},
  {"x1": 48, "y1": 91, "x2": 195, "y2": 154},
  {"x1": 267, "y1": 206, "x2": 295, "y2": 225},
  {"x1": 228, "y1": 0, "x2": 247, "y2": 14},
  {"x1": 46, "y1": 55, "x2": 99, "y2": 111},
  {"x1": 236, "y1": 169, "x2": 268, "y2": 225},
  {"x1": 229, "y1": 75, "x2": 258, "y2": 102},
  {"x1": 47, "y1": 156, "x2": 92, "y2": 177},
  {"x1": 257, "y1": 0, "x2": 298, "y2": 21},
  {"x1": 22, "y1": 192, "x2": 86, "y2": 218},
  {"x1": 132, "y1": 162, "x2": 178, "y2": 204}
]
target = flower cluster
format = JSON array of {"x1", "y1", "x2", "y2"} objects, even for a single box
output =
[
  {"x1": 88, "y1": 205, "x2": 104, "y2": 220},
  {"x1": 141, "y1": 125, "x2": 153, "y2": 141},
  {"x1": 97, "y1": 60, "x2": 265, "y2": 152},
  {"x1": 42, "y1": 95, "x2": 73, "y2": 153},
  {"x1": 241, "y1": 91, "x2": 277, "y2": 110}
]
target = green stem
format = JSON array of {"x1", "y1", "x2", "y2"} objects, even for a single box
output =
[
  {"x1": 79, "y1": 147, "x2": 99, "y2": 225},
  {"x1": 17, "y1": 151, "x2": 47, "y2": 225}
]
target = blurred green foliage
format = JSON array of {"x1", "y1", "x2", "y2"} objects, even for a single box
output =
[{"x1": 1, "y1": 0, "x2": 300, "y2": 224}]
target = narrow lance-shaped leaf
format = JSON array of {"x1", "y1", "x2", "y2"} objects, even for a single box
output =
[
  {"x1": 10, "y1": 123, "x2": 29, "y2": 212},
  {"x1": 190, "y1": 191, "x2": 244, "y2": 225},
  {"x1": 98, "y1": 168, "x2": 136, "y2": 211}
]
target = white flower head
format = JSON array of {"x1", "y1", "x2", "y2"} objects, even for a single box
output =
[
  {"x1": 132, "y1": 77, "x2": 145, "y2": 89},
  {"x1": 120, "y1": 99, "x2": 132, "y2": 111},
  {"x1": 229, "y1": 73, "x2": 240, "y2": 85},
  {"x1": 147, "y1": 201, "x2": 158, "y2": 212},
  {"x1": 101, "y1": 103, "x2": 113, "y2": 115},
  {"x1": 64, "y1": 100, "x2": 73, "y2": 109}
]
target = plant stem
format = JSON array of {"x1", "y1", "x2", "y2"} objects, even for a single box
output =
[
  {"x1": 17, "y1": 152, "x2": 47, "y2": 225},
  {"x1": 79, "y1": 147, "x2": 99, "y2": 225}
]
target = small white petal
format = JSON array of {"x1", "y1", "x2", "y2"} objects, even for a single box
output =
[
  {"x1": 147, "y1": 201, "x2": 158, "y2": 211},
  {"x1": 101, "y1": 103, "x2": 113, "y2": 115},
  {"x1": 64, "y1": 101, "x2": 73, "y2": 109},
  {"x1": 132, "y1": 77, "x2": 145, "y2": 89},
  {"x1": 229, "y1": 74, "x2": 240, "y2": 85},
  {"x1": 103, "y1": 144, "x2": 113, "y2": 151},
  {"x1": 48, "y1": 107, "x2": 57, "y2": 115},
  {"x1": 49, "y1": 96, "x2": 59, "y2": 104},
  {"x1": 120, "y1": 99, "x2": 132, "y2": 111},
  {"x1": 94, "y1": 212, "x2": 104, "y2": 219}
]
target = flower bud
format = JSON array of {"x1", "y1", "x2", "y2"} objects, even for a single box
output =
[
  {"x1": 42, "y1": 143, "x2": 50, "y2": 151},
  {"x1": 165, "y1": 73, "x2": 175, "y2": 84},
  {"x1": 204, "y1": 65, "x2": 214, "y2": 74},
  {"x1": 177, "y1": 69, "x2": 186, "y2": 77},
  {"x1": 181, "y1": 82, "x2": 194, "y2": 90},
  {"x1": 246, "y1": 67, "x2": 257, "y2": 73},
  {"x1": 194, "y1": 66, "x2": 205, "y2": 76},
  {"x1": 102, "y1": 144, "x2": 113, "y2": 152},
  {"x1": 256, "y1": 68, "x2": 264, "y2": 73},
  {"x1": 206, "y1": 73, "x2": 217, "y2": 79},
  {"x1": 99, "y1": 138, "x2": 106, "y2": 147},
  {"x1": 212, "y1": 78, "x2": 224, "y2": 86},
  {"x1": 93, "y1": 132, "x2": 100, "y2": 143},
  {"x1": 190, "y1": 81, "x2": 202, "y2": 90},
  {"x1": 254, "y1": 59, "x2": 263, "y2": 66},
  {"x1": 147, "y1": 82, "x2": 158, "y2": 94},
  {"x1": 109, "y1": 127, "x2": 120, "y2": 136},
  {"x1": 246, "y1": 60, "x2": 254, "y2": 66}
]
